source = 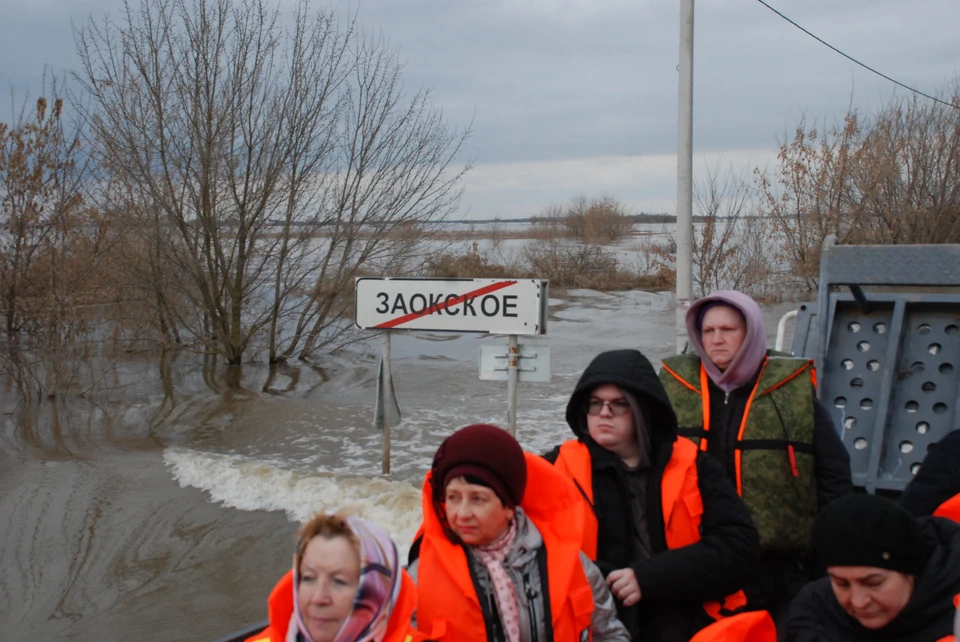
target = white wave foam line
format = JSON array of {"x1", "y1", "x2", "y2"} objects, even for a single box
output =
[{"x1": 163, "y1": 447, "x2": 423, "y2": 557}]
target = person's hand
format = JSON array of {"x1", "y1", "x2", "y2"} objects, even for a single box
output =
[{"x1": 606, "y1": 568, "x2": 641, "y2": 607}]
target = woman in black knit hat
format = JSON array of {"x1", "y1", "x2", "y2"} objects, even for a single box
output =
[{"x1": 785, "y1": 493, "x2": 960, "y2": 641}]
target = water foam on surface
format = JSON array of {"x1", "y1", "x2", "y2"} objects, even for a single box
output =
[{"x1": 163, "y1": 447, "x2": 423, "y2": 557}]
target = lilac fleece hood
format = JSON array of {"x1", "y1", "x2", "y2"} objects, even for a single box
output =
[{"x1": 686, "y1": 290, "x2": 767, "y2": 393}]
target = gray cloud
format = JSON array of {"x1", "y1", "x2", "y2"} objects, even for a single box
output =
[{"x1": 2, "y1": 0, "x2": 958, "y2": 217}]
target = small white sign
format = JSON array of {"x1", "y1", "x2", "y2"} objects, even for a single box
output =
[
  {"x1": 355, "y1": 277, "x2": 548, "y2": 335},
  {"x1": 479, "y1": 343, "x2": 552, "y2": 383}
]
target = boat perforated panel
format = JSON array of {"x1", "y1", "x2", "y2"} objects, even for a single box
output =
[{"x1": 820, "y1": 298, "x2": 960, "y2": 491}]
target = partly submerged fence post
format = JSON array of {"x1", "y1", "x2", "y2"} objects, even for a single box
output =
[
  {"x1": 383, "y1": 332, "x2": 393, "y2": 474},
  {"x1": 375, "y1": 331, "x2": 401, "y2": 475}
]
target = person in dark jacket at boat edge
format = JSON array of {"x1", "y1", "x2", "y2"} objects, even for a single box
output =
[
  {"x1": 659, "y1": 290, "x2": 853, "y2": 628},
  {"x1": 785, "y1": 493, "x2": 960, "y2": 641},
  {"x1": 545, "y1": 348, "x2": 760, "y2": 642},
  {"x1": 901, "y1": 429, "x2": 960, "y2": 522}
]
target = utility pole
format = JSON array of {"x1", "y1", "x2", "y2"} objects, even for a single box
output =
[{"x1": 675, "y1": 0, "x2": 695, "y2": 353}]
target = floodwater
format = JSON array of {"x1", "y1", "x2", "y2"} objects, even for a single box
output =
[{"x1": 0, "y1": 288, "x2": 800, "y2": 641}]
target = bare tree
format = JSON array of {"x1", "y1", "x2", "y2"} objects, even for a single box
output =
[
  {"x1": 278, "y1": 31, "x2": 470, "y2": 361},
  {"x1": 692, "y1": 160, "x2": 773, "y2": 297},
  {"x1": 855, "y1": 91, "x2": 960, "y2": 244},
  {"x1": 76, "y1": 0, "x2": 469, "y2": 365},
  {"x1": 757, "y1": 82, "x2": 960, "y2": 292}
]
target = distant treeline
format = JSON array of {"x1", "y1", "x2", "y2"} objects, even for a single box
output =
[
  {"x1": 269, "y1": 213, "x2": 679, "y2": 227},
  {"x1": 529, "y1": 212, "x2": 675, "y2": 225}
]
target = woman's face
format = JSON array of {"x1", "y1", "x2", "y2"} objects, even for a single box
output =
[
  {"x1": 444, "y1": 477, "x2": 514, "y2": 546},
  {"x1": 700, "y1": 305, "x2": 746, "y2": 371},
  {"x1": 297, "y1": 535, "x2": 361, "y2": 642},
  {"x1": 828, "y1": 566, "x2": 914, "y2": 630}
]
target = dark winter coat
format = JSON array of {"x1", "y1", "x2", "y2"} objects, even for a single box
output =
[
  {"x1": 785, "y1": 517, "x2": 960, "y2": 642},
  {"x1": 901, "y1": 430, "x2": 960, "y2": 519},
  {"x1": 544, "y1": 349, "x2": 760, "y2": 642}
]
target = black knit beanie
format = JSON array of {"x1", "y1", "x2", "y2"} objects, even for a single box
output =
[
  {"x1": 431, "y1": 424, "x2": 527, "y2": 508},
  {"x1": 814, "y1": 493, "x2": 929, "y2": 575}
]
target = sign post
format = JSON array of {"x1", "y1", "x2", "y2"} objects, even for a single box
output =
[
  {"x1": 506, "y1": 335, "x2": 519, "y2": 436},
  {"x1": 479, "y1": 340, "x2": 552, "y2": 436}
]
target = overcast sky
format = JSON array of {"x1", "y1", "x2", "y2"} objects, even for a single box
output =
[{"x1": 2, "y1": 0, "x2": 958, "y2": 219}]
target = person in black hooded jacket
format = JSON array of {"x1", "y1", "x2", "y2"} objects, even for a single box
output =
[
  {"x1": 544, "y1": 349, "x2": 760, "y2": 642},
  {"x1": 901, "y1": 429, "x2": 960, "y2": 521},
  {"x1": 785, "y1": 493, "x2": 960, "y2": 642}
]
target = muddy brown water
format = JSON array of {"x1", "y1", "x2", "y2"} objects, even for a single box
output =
[{"x1": 0, "y1": 290, "x2": 801, "y2": 640}]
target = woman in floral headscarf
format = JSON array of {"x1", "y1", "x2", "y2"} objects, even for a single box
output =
[{"x1": 246, "y1": 511, "x2": 423, "y2": 642}]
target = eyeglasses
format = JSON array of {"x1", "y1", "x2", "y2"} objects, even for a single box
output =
[{"x1": 586, "y1": 398, "x2": 632, "y2": 417}]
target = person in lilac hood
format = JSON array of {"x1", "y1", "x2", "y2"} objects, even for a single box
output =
[{"x1": 658, "y1": 290, "x2": 852, "y2": 631}]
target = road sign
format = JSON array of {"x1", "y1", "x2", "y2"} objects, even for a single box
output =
[
  {"x1": 355, "y1": 277, "x2": 548, "y2": 335},
  {"x1": 479, "y1": 342, "x2": 552, "y2": 383}
]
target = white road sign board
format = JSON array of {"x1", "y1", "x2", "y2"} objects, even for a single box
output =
[
  {"x1": 355, "y1": 277, "x2": 548, "y2": 335},
  {"x1": 479, "y1": 342, "x2": 552, "y2": 382}
]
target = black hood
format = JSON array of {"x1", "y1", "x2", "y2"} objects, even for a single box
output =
[{"x1": 565, "y1": 349, "x2": 679, "y2": 465}]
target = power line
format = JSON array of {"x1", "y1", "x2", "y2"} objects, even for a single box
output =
[{"x1": 755, "y1": 0, "x2": 958, "y2": 110}]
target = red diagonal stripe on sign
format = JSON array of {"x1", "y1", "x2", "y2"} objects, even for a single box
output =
[{"x1": 374, "y1": 280, "x2": 519, "y2": 329}]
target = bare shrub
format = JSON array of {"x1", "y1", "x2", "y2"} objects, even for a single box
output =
[
  {"x1": 426, "y1": 243, "x2": 519, "y2": 279},
  {"x1": 0, "y1": 77, "x2": 133, "y2": 399},
  {"x1": 523, "y1": 239, "x2": 660, "y2": 290},
  {"x1": 584, "y1": 196, "x2": 636, "y2": 243},
  {"x1": 530, "y1": 203, "x2": 566, "y2": 231},
  {"x1": 634, "y1": 231, "x2": 676, "y2": 281},
  {"x1": 561, "y1": 196, "x2": 635, "y2": 243}
]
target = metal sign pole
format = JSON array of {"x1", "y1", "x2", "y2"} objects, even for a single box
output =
[
  {"x1": 382, "y1": 332, "x2": 392, "y2": 474},
  {"x1": 506, "y1": 334, "x2": 519, "y2": 436}
]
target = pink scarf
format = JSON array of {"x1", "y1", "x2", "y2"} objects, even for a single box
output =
[{"x1": 472, "y1": 517, "x2": 521, "y2": 642}]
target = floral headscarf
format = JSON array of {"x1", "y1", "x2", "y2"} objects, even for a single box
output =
[{"x1": 292, "y1": 516, "x2": 401, "y2": 642}]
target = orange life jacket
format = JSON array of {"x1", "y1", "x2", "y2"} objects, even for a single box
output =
[
  {"x1": 245, "y1": 568, "x2": 424, "y2": 642},
  {"x1": 688, "y1": 610, "x2": 777, "y2": 642},
  {"x1": 553, "y1": 437, "x2": 747, "y2": 620},
  {"x1": 416, "y1": 452, "x2": 596, "y2": 641},
  {"x1": 933, "y1": 493, "x2": 960, "y2": 523}
]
